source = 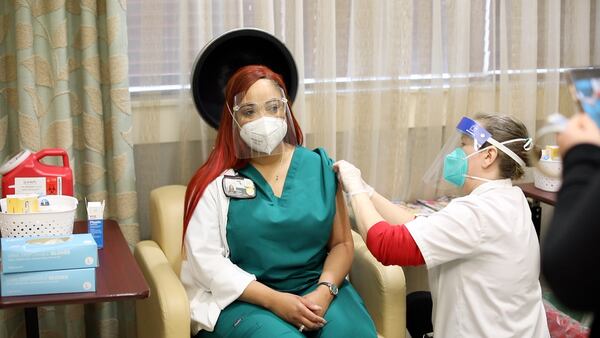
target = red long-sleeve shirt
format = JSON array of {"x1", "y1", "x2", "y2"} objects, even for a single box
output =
[{"x1": 366, "y1": 221, "x2": 425, "y2": 266}]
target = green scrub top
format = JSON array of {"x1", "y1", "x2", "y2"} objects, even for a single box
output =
[{"x1": 227, "y1": 146, "x2": 337, "y2": 294}]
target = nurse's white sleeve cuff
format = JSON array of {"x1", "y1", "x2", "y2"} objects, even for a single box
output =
[
  {"x1": 211, "y1": 266, "x2": 256, "y2": 309},
  {"x1": 405, "y1": 217, "x2": 437, "y2": 269}
]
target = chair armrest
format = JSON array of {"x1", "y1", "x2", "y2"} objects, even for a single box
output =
[
  {"x1": 134, "y1": 240, "x2": 190, "y2": 338},
  {"x1": 149, "y1": 185, "x2": 186, "y2": 274},
  {"x1": 350, "y1": 231, "x2": 406, "y2": 338}
]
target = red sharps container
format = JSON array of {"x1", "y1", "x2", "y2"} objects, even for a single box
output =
[{"x1": 0, "y1": 149, "x2": 74, "y2": 198}]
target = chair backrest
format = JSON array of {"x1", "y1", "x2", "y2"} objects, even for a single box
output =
[{"x1": 149, "y1": 185, "x2": 186, "y2": 275}]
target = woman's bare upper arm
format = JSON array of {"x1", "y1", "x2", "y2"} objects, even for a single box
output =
[{"x1": 328, "y1": 186, "x2": 353, "y2": 249}]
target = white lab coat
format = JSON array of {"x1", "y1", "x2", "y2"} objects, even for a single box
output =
[
  {"x1": 179, "y1": 170, "x2": 257, "y2": 334},
  {"x1": 405, "y1": 179, "x2": 549, "y2": 338}
]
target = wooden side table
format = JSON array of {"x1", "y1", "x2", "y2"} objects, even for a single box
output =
[
  {"x1": 0, "y1": 220, "x2": 150, "y2": 338},
  {"x1": 516, "y1": 183, "x2": 557, "y2": 205}
]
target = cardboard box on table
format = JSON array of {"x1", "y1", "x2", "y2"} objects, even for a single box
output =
[{"x1": 0, "y1": 233, "x2": 98, "y2": 296}]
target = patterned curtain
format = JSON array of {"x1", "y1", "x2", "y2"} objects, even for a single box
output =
[{"x1": 0, "y1": 0, "x2": 138, "y2": 337}]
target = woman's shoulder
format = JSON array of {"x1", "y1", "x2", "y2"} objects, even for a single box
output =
[
  {"x1": 296, "y1": 146, "x2": 334, "y2": 165},
  {"x1": 449, "y1": 188, "x2": 528, "y2": 229},
  {"x1": 451, "y1": 188, "x2": 521, "y2": 209},
  {"x1": 200, "y1": 169, "x2": 237, "y2": 196}
]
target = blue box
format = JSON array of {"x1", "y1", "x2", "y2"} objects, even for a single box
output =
[
  {"x1": 0, "y1": 268, "x2": 96, "y2": 296},
  {"x1": 86, "y1": 201, "x2": 104, "y2": 249},
  {"x1": 1, "y1": 234, "x2": 98, "y2": 274},
  {"x1": 88, "y1": 219, "x2": 104, "y2": 249}
]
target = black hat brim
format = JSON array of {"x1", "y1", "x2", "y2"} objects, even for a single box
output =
[{"x1": 191, "y1": 28, "x2": 299, "y2": 130}]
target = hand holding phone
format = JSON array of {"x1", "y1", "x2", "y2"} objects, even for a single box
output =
[{"x1": 568, "y1": 68, "x2": 600, "y2": 127}]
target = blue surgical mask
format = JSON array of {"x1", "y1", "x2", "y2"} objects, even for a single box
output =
[
  {"x1": 443, "y1": 147, "x2": 494, "y2": 187},
  {"x1": 443, "y1": 148, "x2": 469, "y2": 187}
]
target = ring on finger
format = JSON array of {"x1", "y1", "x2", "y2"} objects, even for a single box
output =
[{"x1": 298, "y1": 324, "x2": 305, "y2": 332}]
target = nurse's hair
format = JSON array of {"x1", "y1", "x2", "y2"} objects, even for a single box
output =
[{"x1": 474, "y1": 113, "x2": 534, "y2": 180}]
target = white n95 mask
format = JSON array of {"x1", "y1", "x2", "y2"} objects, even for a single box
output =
[{"x1": 239, "y1": 117, "x2": 288, "y2": 155}]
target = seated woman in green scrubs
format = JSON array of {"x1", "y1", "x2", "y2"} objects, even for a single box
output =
[{"x1": 180, "y1": 64, "x2": 377, "y2": 338}]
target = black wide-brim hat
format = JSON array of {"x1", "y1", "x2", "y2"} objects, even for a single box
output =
[{"x1": 191, "y1": 28, "x2": 299, "y2": 130}]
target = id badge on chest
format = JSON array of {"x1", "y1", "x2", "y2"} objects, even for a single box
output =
[{"x1": 222, "y1": 175, "x2": 256, "y2": 199}]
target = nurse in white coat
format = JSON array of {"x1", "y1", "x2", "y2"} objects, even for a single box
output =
[{"x1": 334, "y1": 113, "x2": 550, "y2": 338}]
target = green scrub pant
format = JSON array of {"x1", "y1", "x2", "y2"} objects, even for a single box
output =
[{"x1": 195, "y1": 280, "x2": 377, "y2": 338}]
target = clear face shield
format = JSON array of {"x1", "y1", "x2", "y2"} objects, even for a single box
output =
[
  {"x1": 228, "y1": 82, "x2": 298, "y2": 159},
  {"x1": 423, "y1": 117, "x2": 531, "y2": 194}
]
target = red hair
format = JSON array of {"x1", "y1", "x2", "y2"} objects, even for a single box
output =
[{"x1": 183, "y1": 65, "x2": 304, "y2": 239}]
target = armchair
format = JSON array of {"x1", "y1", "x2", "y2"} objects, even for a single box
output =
[{"x1": 134, "y1": 185, "x2": 406, "y2": 338}]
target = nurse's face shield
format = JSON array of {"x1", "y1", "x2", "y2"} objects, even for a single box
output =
[
  {"x1": 227, "y1": 81, "x2": 298, "y2": 159},
  {"x1": 422, "y1": 116, "x2": 531, "y2": 193}
]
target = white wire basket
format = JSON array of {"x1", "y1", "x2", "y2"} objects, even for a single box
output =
[{"x1": 0, "y1": 195, "x2": 78, "y2": 238}]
